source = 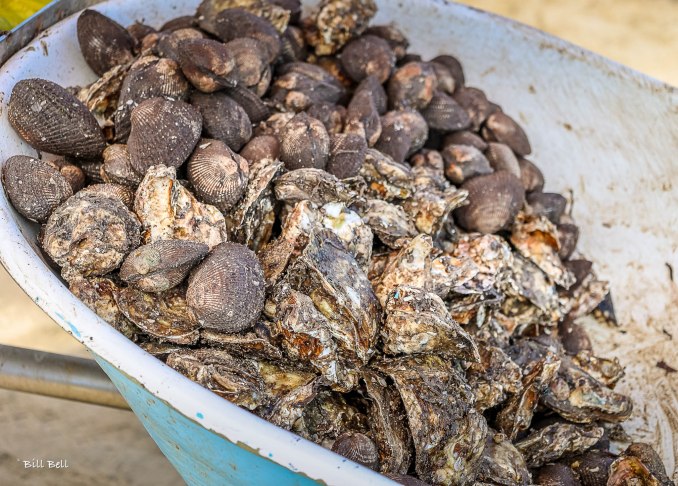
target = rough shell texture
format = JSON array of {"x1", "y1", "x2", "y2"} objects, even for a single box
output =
[
  {"x1": 78, "y1": 183, "x2": 135, "y2": 209},
  {"x1": 375, "y1": 110, "x2": 428, "y2": 162},
  {"x1": 360, "y1": 148, "x2": 414, "y2": 201},
  {"x1": 421, "y1": 91, "x2": 471, "y2": 132},
  {"x1": 225, "y1": 85, "x2": 270, "y2": 123},
  {"x1": 532, "y1": 463, "x2": 579, "y2": 486},
  {"x1": 120, "y1": 239, "x2": 209, "y2": 292},
  {"x1": 340, "y1": 35, "x2": 395, "y2": 83},
  {"x1": 442, "y1": 144, "x2": 493, "y2": 185},
  {"x1": 278, "y1": 112, "x2": 330, "y2": 170},
  {"x1": 515, "y1": 423, "x2": 604, "y2": 468},
  {"x1": 77, "y1": 10, "x2": 135, "y2": 76},
  {"x1": 187, "y1": 242, "x2": 265, "y2": 332},
  {"x1": 304, "y1": 0, "x2": 377, "y2": 55},
  {"x1": 454, "y1": 171, "x2": 526, "y2": 234},
  {"x1": 476, "y1": 432, "x2": 531, "y2": 486},
  {"x1": 274, "y1": 168, "x2": 360, "y2": 206},
  {"x1": 453, "y1": 86, "x2": 492, "y2": 132},
  {"x1": 222, "y1": 37, "x2": 272, "y2": 96},
  {"x1": 102, "y1": 144, "x2": 143, "y2": 187},
  {"x1": 8, "y1": 79, "x2": 106, "y2": 159},
  {"x1": 331, "y1": 432, "x2": 380, "y2": 470},
  {"x1": 307, "y1": 102, "x2": 346, "y2": 135},
  {"x1": 239, "y1": 135, "x2": 280, "y2": 163},
  {"x1": 327, "y1": 133, "x2": 367, "y2": 179},
  {"x1": 482, "y1": 111, "x2": 532, "y2": 156},
  {"x1": 127, "y1": 97, "x2": 202, "y2": 175},
  {"x1": 210, "y1": 8, "x2": 281, "y2": 63},
  {"x1": 190, "y1": 92, "x2": 252, "y2": 152},
  {"x1": 42, "y1": 192, "x2": 141, "y2": 279},
  {"x1": 485, "y1": 142, "x2": 521, "y2": 178},
  {"x1": 363, "y1": 24, "x2": 409, "y2": 60},
  {"x1": 187, "y1": 139, "x2": 250, "y2": 213},
  {"x1": 2, "y1": 155, "x2": 73, "y2": 223},
  {"x1": 197, "y1": 0, "x2": 291, "y2": 35},
  {"x1": 155, "y1": 28, "x2": 206, "y2": 63},
  {"x1": 387, "y1": 62, "x2": 437, "y2": 111}
]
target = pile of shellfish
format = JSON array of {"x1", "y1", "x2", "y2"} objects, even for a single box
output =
[{"x1": 1, "y1": 1, "x2": 673, "y2": 484}]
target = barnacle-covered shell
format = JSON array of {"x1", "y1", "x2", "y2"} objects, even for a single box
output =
[
  {"x1": 274, "y1": 168, "x2": 360, "y2": 206},
  {"x1": 326, "y1": 133, "x2": 367, "y2": 179},
  {"x1": 197, "y1": 0, "x2": 291, "y2": 35},
  {"x1": 382, "y1": 286, "x2": 479, "y2": 360},
  {"x1": 515, "y1": 423, "x2": 604, "y2": 468},
  {"x1": 178, "y1": 38, "x2": 237, "y2": 93},
  {"x1": 485, "y1": 142, "x2": 521, "y2": 178},
  {"x1": 482, "y1": 111, "x2": 532, "y2": 156},
  {"x1": 191, "y1": 92, "x2": 252, "y2": 152},
  {"x1": 116, "y1": 285, "x2": 200, "y2": 344},
  {"x1": 466, "y1": 346, "x2": 523, "y2": 412},
  {"x1": 421, "y1": 91, "x2": 471, "y2": 132},
  {"x1": 340, "y1": 35, "x2": 395, "y2": 83},
  {"x1": 279, "y1": 112, "x2": 330, "y2": 170},
  {"x1": 209, "y1": 8, "x2": 281, "y2": 63},
  {"x1": 114, "y1": 56, "x2": 191, "y2": 141},
  {"x1": 127, "y1": 97, "x2": 202, "y2": 175},
  {"x1": 42, "y1": 192, "x2": 141, "y2": 279},
  {"x1": 187, "y1": 139, "x2": 250, "y2": 213},
  {"x1": 304, "y1": 0, "x2": 377, "y2": 55},
  {"x1": 360, "y1": 199, "x2": 417, "y2": 249},
  {"x1": 453, "y1": 86, "x2": 492, "y2": 132},
  {"x1": 134, "y1": 164, "x2": 227, "y2": 249},
  {"x1": 442, "y1": 144, "x2": 493, "y2": 185},
  {"x1": 120, "y1": 240, "x2": 209, "y2": 292},
  {"x1": 270, "y1": 62, "x2": 346, "y2": 112},
  {"x1": 623, "y1": 443, "x2": 672, "y2": 485},
  {"x1": 454, "y1": 171, "x2": 525, "y2": 234},
  {"x1": 77, "y1": 10, "x2": 135, "y2": 76},
  {"x1": 2, "y1": 155, "x2": 73, "y2": 223},
  {"x1": 476, "y1": 431, "x2": 531, "y2": 486},
  {"x1": 8, "y1": 79, "x2": 106, "y2": 159},
  {"x1": 387, "y1": 62, "x2": 437, "y2": 110},
  {"x1": 78, "y1": 183, "x2": 135, "y2": 209},
  {"x1": 360, "y1": 148, "x2": 413, "y2": 200},
  {"x1": 187, "y1": 242, "x2": 265, "y2": 332},
  {"x1": 331, "y1": 432, "x2": 379, "y2": 470},
  {"x1": 102, "y1": 144, "x2": 143, "y2": 187}
]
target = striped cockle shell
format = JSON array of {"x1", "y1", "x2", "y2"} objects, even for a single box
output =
[
  {"x1": 187, "y1": 139, "x2": 250, "y2": 213},
  {"x1": 210, "y1": 8, "x2": 281, "y2": 63},
  {"x1": 77, "y1": 10, "x2": 135, "y2": 76},
  {"x1": 340, "y1": 35, "x2": 396, "y2": 84},
  {"x1": 482, "y1": 111, "x2": 532, "y2": 156},
  {"x1": 222, "y1": 37, "x2": 272, "y2": 96},
  {"x1": 155, "y1": 28, "x2": 206, "y2": 63},
  {"x1": 270, "y1": 62, "x2": 346, "y2": 112},
  {"x1": 452, "y1": 86, "x2": 492, "y2": 132},
  {"x1": 120, "y1": 239, "x2": 209, "y2": 292},
  {"x1": 127, "y1": 97, "x2": 202, "y2": 175},
  {"x1": 331, "y1": 432, "x2": 379, "y2": 470},
  {"x1": 187, "y1": 242, "x2": 265, "y2": 332},
  {"x1": 431, "y1": 54, "x2": 465, "y2": 88},
  {"x1": 527, "y1": 192, "x2": 567, "y2": 224},
  {"x1": 278, "y1": 112, "x2": 330, "y2": 170},
  {"x1": 2, "y1": 155, "x2": 73, "y2": 223},
  {"x1": 517, "y1": 157, "x2": 544, "y2": 193},
  {"x1": 307, "y1": 102, "x2": 346, "y2": 135},
  {"x1": 8, "y1": 79, "x2": 106, "y2": 159},
  {"x1": 102, "y1": 144, "x2": 143, "y2": 187},
  {"x1": 197, "y1": 0, "x2": 291, "y2": 35},
  {"x1": 224, "y1": 84, "x2": 270, "y2": 123},
  {"x1": 485, "y1": 142, "x2": 521, "y2": 178},
  {"x1": 78, "y1": 183, "x2": 135, "y2": 210},
  {"x1": 239, "y1": 135, "x2": 280, "y2": 164},
  {"x1": 346, "y1": 87, "x2": 382, "y2": 147},
  {"x1": 443, "y1": 130, "x2": 488, "y2": 152},
  {"x1": 327, "y1": 133, "x2": 367, "y2": 179},
  {"x1": 421, "y1": 90, "x2": 471, "y2": 132},
  {"x1": 191, "y1": 91, "x2": 252, "y2": 152},
  {"x1": 376, "y1": 109, "x2": 428, "y2": 162},
  {"x1": 364, "y1": 24, "x2": 409, "y2": 60}
]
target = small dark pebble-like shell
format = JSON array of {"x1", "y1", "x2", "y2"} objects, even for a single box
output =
[
  {"x1": 364, "y1": 24, "x2": 409, "y2": 60},
  {"x1": 443, "y1": 130, "x2": 488, "y2": 152},
  {"x1": 559, "y1": 319, "x2": 593, "y2": 355},
  {"x1": 429, "y1": 61, "x2": 456, "y2": 95},
  {"x1": 454, "y1": 171, "x2": 525, "y2": 234},
  {"x1": 155, "y1": 28, "x2": 206, "y2": 63},
  {"x1": 278, "y1": 112, "x2": 330, "y2": 170},
  {"x1": 307, "y1": 102, "x2": 346, "y2": 134},
  {"x1": 570, "y1": 450, "x2": 616, "y2": 486},
  {"x1": 431, "y1": 54, "x2": 465, "y2": 88},
  {"x1": 239, "y1": 135, "x2": 280, "y2": 164},
  {"x1": 102, "y1": 144, "x2": 143, "y2": 187},
  {"x1": 557, "y1": 223, "x2": 580, "y2": 260},
  {"x1": 120, "y1": 240, "x2": 209, "y2": 292},
  {"x1": 2, "y1": 155, "x2": 72, "y2": 223},
  {"x1": 331, "y1": 432, "x2": 379, "y2": 470},
  {"x1": 441, "y1": 144, "x2": 493, "y2": 185},
  {"x1": 421, "y1": 90, "x2": 471, "y2": 132},
  {"x1": 387, "y1": 61, "x2": 437, "y2": 110},
  {"x1": 340, "y1": 35, "x2": 396, "y2": 83},
  {"x1": 327, "y1": 133, "x2": 367, "y2": 179},
  {"x1": 383, "y1": 473, "x2": 430, "y2": 486},
  {"x1": 375, "y1": 109, "x2": 428, "y2": 163},
  {"x1": 533, "y1": 463, "x2": 580, "y2": 486},
  {"x1": 46, "y1": 158, "x2": 86, "y2": 193},
  {"x1": 8, "y1": 79, "x2": 106, "y2": 159},
  {"x1": 356, "y1": 75, "x2": 388, "y2": 114},
  {"x1": 564, "y1": 259, "x2": 594, "y2": 291},
  {"x1": 187, "y1": 139, "x2": 250, "y2": 213},
  {"x1": 224, "y1": 85, "x2": 271, "y2": 124},
  {"x1": 527, "y1": 192, "x2": 568, "y2": 224},
  {"x1": 127, "y1": 97, "x2": 202, "y2": 175},
  {"x1": 485, "y1": 142, "x2": 521, "y2": 178},
  {"x1": 191, "y1": 92, "x2": 252, "y2": 152},
  {"x1": 483, "y1": 111, "x2": 532, "y2": 156},
  {"x1": 272, "y1": 0, "x2": 302, "y2": 23},
  {"x1": 80, "y1": 161, "x2": 106, "y2": 184},
  {"x1": 77, "y1": 10, "x2": 135, "y2": 76},
  {"x1": 453, "y1": 86, "x2": 492, "y2": 132},
  {"x1": 186, "y1": 242, "x2": 265, "y2": 332},
  {"x1": 518, "y1": 157, "x2": 545, "y2": 193},
  {"x1": 78, "y1": 183, "x2": 135, "y2": 209},
  {"x1": 211, "y1": 8, "x2": 281, "y2": 63},
  {"x1": 178, "y1": 38, "x2": 237, "y2": 93}
]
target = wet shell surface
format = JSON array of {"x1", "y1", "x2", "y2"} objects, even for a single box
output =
[
  {"x1": 331, "y1": 432, "x2": 380, "y2": 470},
  {"x1": 2, "y1": 155, "x2": 73, "y2": 223},
  {"x1": 77, "y1": 10, "x2": 135, "y2": 76},
  {"x1": 190, "y1": 92, "x2": 252, "y2": 152},
  {"x1": 8, "y1": 79, "x2": 106, "y2": 159},
  {"x1": 187, "y1": 242, "x2": 265, "y2": 332},
  {"x1": 127, "y1": 97, "x2": 202, "y2": 175},
  {"x1": 454, "y1": 171, "x2": 526, "y2": 234},
  {"x1": 278, "y1": 112, "x2": 330, "y2": 170},
  {"x1": 187, "y1": 139, "x2": 250, "y2": 213},
  {"x1": 120, "y1": 239, "x2": 209, "y2": 292}
]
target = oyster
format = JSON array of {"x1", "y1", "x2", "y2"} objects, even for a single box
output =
[
  {"x1": 476, "y1": 431, "x2": 531, "y2": 485},
  {"x1": 359, "y1": 199, "x2": 417, "y2": 249},
  {"x1": 466, "y1": 345, "x2": 522, "y2": 412},
  {"x1": 515, "y1": 422, "x2": 604, "y2": 468},
  {"x1": 199, "y1": 323, "x2": 284, "y2": 362},
  {"x1": 274, "y1": 168, "x2": 361, "y2": 206},
  {"x1": 304, "y1": 0, "x2": 377, "y2": 55},
  {"x1": 360, "y1": 148, "x2": 413, "y2": 201}
]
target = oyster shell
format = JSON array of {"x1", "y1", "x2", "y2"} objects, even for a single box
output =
[
  {"x1": 466, "y1": 345, "x2": 522, "y2": 412},
  {"x1": 476, "y1": 431, "x2": 531, "y2": 486},
  {"x1": 359, "y1": 198, "x2": 418, "y2": 249},
  {"x1": 200, "y1": 324, "x2": 284, "y2": 362},
  {"x1": 359, "y1": 148, "x2": 413, "y2": 201},
  {"x1": 515, "y1": 422, "x2": 604, "y2": 468},
  {"x1": 274, "y1": 168, "x2": 361, "y2": 206}
]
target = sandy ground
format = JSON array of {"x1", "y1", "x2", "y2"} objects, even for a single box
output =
[{"x1": 0, "y1": 1, "x2": 676, "y2": 485}]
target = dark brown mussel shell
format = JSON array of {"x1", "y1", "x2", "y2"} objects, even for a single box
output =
[
  {"x1": 278, "y1": 112, "x2": 330, "y2": 170},
  {"x1": 387, "y1": 61, "x2": 437, "y2": 110},
  {"x1": 102, "y1": 144, "x2": 143, "y2": 187},
  {"x1": 8, "y1": 79, "x2": 106, "y2": 159},
  {"x1": 78, "y1": 183, "x2": 135, "y2": 209},
  {"x1": 327, "y1": 133, "x2": 367, "y2": 179},
  {"x1": 331, "y1": 432, "x2": 380, "y2": 470},
  {"x1": 178, "y1": 38, "x2": 237, "y2": 93},
  {"x1": 454, "y1": 171, "x2": 525, "y2": 234},
  {"x1": 186, "y1": 242, "x2": 265, "y2": 333},
  {"x1": 127, "y1": 97, "x2": 202, "y2": 175},
  {"x1": 115, "y1": 56, "x2": 191, "y2": 142},
  {"x1": 120, "y1": 240, "x2": 209, "y2": 292},
  {"x1": 187, "y1": 139, "x2": 250, "y2": 213},
  {"x1": 77, "y1": 10, "x2": 135, "y2": 76},
  {"x1": 421, "y1": 90, "x2": 471, "y2": 132},
  {"x1": 210, "y1": 8, "x2": 281, "y2": 63},
  {"x1": 239, "y1": 135, "x2": 280, "y2": 164},
  {"x1": 191, "y1": 92, "x2": 252, "y2": 152},
  {"x1": 482, "y1": 111, "x2": 532, "y2": 156},
  {"x1": 340, "y1": 35, "x2": 395, "y2": 83},
  {"x1": 127, "y1": 22, "x2": 156, "y2": 47},
  {"x1": 2, "y1": 155, "x2": 73, "y2": 223},
  {"x1": 442, "y1": 144, "x2": 493, "y2": 185}
]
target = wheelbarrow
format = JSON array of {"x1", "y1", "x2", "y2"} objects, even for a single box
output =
[{"x1": 0, "y1": 0, "x2": 676, "y2": 484}]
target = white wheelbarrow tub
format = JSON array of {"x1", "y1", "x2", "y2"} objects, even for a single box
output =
[{"x1": 0, "y1": 0, "x2": 676, "y2": 483}]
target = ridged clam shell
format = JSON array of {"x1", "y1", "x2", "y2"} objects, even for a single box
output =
[
  {"x1": 340, "y1": 35, "x2": 395, "y2": 83},
  {"x1": 239, "y1": 135, "x2": 280, "y2": 164},
  {"x1": 373, "y1": 120, "x2": 411, "y2": 166},
  {"x1": 327, "y1": 133, "x2": 367, "y2": 179},
  {"x1": 307, "y1": 102, "x2": 346, "y2": 135},
  {"x1": 569, "y1": 450, "x2": 615, "y2": 486},
  {"x1": 482, "y1": 111, "x2": 532, "y2": 156},
  {"x1": 224, "y1": 85, "x2": 270, "y2": 123},
  {"x1": 331, "y1": 432, "x2": 379, "y2": 470},
  {"x1": 279, "y1": 112, "x2": 330, "y2": 170},
  {"x1": 356, "y1": 75, "x2": 387, "y2": 114},
  {"x1": 46, "y1": 158, "x2": 86, "y2": 193},
  {"x1": 452, "y1": 86, "x2": 492, "y2": 132},
  {"x1": 2, "y1": 155, "x2": 73, "y2": 223},
  {"x1": 441, "y1": 144, "x2": 493, "y2": 185},
  {"x1": 518, "y1": 157, "x2": 544, "y2": 193},
  {"x1": 533, "y1": 464, "x2": 579, "y2": 485},
  {"x1": 222, "y1": 37, "x2": 271, "y2": 96},
  {"x1": 191, "y1": 92, "x2": 252, "y2": 152},
  {"x1": 186, "y1": 242, "x2": 265, "y2": 332},
  {"x1": 527, "y1": 192, "x2": 567, "y2": 224},
  {"x1": 431, "y1": 54, "x2": 465, "y2": 88},
  {"x1": 79, "y1": 161, "x2": 106, "y2": 183},
  {"x1": 120, "y1": 239, "x2": 209, "y2": 292},
  {"x1": 178, "y1": 38, "x2": 237, "y2": 93},
  {"x1": 159, "y1": 16, "x2": 196, "y2": 32},
  {"x1": 77, "y1": 10, "x2": 135, "y2": 76},
  {"x1": 126, "y1": 22, "x2": 156, "y2": 46},
  {"x1": 279, "y1": 25, "x2": 307, "y2": 63},
  {"x1": 346, "y1": 88, "x2": 382, "y2": 147},
  {"x1": 421, "y1": 90, "x2": 471, "y2": 132},
  {"x1": 102, "y1": 144, "x2": 143, "y2": 187},
  {"x1": 485, "y1": 142, "x2": 521, "y2": 178},
  {"x1": 443, "y1": 130, "x2": 488, "y2": 152},
  {"x1": 187, "y1": 139, "x2": 250, "y2": 212},
  {"x1": 270, "y1": 62, "x2": 346, "y2": 112},
  {"x1": 115, "y1": 56, "x2": 191, "y2": 142},
  {"x1": 78, "y1": 183, "x2": 135, "y2": 209},
  {"x1": 127, "y1": 97, "x2": 202, "y2": 175},
  {"x1": 8, "y1": 79, "x2": 106, "y2": 159},
  {"x1": 375, "y1": 109, "x2": 428, "y2": 163},
  {"x1": 197, "y1": 0, "x2": 291, "y2": 35},
  {"x1": 387, "y1": 62, "x2": 437, "y2": 110},
  {"x1": 155, "y1": 28, "x2": 206, "y2": 63},
  {"x1": 211, "y1": 8, "x2": 281, "y2": 63},
  {"x1": 454, "y1": 171, "x2": 525, "y2": 234}
]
